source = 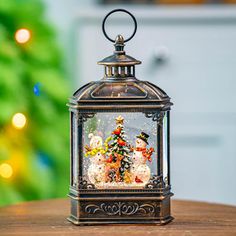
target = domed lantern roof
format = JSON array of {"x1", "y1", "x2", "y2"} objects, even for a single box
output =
[{"x1": 68, "y1": 34, "x2": 172, "y2": 111}]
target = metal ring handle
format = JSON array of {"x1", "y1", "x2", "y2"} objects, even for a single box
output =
[{"x1": 102, "y1": 9, "x2": 137, "y2": 43}]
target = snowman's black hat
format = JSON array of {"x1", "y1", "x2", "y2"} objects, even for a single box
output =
[{"x1": 136, "y1": 132, "x2": 149, "y2": 144}]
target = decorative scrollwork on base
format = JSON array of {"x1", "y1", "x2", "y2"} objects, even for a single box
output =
[
  {"x1": 145, "y1": 175, "x2": 164, "y2": 189},
  {"x1": 145, "y1": 111, "x2": 165, "y2": 126},
  {"x1": 84, "y1": 202, "x2": 156, "y2": 216}
]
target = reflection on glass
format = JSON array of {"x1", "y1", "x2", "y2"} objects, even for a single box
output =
[
  {"x1": 91, "y1": 83, "x2": 147, "y2": 98},
  {"x1": 163, "y1": 112, "x2": 168, "y2": 184},
  {"x1": 72, "y1": 115, "x2": 78, "y2": 186},
  {"x1": 82, "y1": 112, "x2": 158, "y2": 189}
]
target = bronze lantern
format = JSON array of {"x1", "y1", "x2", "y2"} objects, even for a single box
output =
[{"x1": 67, "y1": 9, "x2": 173, "y2": 225}]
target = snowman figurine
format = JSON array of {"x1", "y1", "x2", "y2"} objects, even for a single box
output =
[
  {"x1": 131, "y1": 132, "x2": 154, "y2": 186},
  {"x1": 86, "y1": 133, "x2": 106, "y2": 187}
]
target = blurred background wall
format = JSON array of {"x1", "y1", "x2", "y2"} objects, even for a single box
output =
[{"x1": 1, "y1": 0, "x2": 236, "y2": 206}]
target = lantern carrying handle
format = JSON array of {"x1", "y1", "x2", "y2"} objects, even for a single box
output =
[{"x1": 102, "y1": 9, "x2": 137, "y2": 43}]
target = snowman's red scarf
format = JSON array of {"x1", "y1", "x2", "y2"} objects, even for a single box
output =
[{"x1": 135, "y1": 147, "x2": 155, "y2": 162}]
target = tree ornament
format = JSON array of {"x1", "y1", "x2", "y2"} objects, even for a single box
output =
[
  {"x1": 112, "y1": 128, "x2": 121, "y2": 135},
  {"x1": 117, "y1": 138, "x2": 126, "y2": 146}
]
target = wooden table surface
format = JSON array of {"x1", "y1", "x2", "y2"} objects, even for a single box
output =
[{"x1": 0, "y1": 199, "x2": 236, "y2": 236}]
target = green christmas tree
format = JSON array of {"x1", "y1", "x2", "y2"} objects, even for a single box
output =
[
  {"x1": 107, "y1": 116, "x2": 132, "y2": 182},
  {"x1": 0, "y1": 0, "x2": 70, "y2": 206}
]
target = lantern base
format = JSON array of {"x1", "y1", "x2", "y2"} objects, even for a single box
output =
[
  {"x1": 68, "y1": 188, "x2": 173, "y2": 226},
  {"x1": 67, "y1": 215, "x2": 174, "y2": 226}
]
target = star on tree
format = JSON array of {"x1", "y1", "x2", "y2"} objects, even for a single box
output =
[{"x1": 116, "y1": 115, "x2": 124, "y2": 125}]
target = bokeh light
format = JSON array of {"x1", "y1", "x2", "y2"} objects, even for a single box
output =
[
  {"x1": 15, "y1": 28, "x2": 31, "y2": 44},
  {"x1": 12, "y1": 113, "x2": 27, "y2": 129},
  {"x1": 0, "y1": 163, "x2": 13, "y2": 179},
  {"x1": 33, "y1": 82, "x2": 41, "y2": 96}
]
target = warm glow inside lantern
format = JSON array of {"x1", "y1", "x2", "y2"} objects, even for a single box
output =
[{"x1": 68, "y1": 9, "x2": 173, "y2": 225}]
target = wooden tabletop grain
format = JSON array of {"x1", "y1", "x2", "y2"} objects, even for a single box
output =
[{"x1": 0, "y1": 199, "x2": 236, "y2": 236}]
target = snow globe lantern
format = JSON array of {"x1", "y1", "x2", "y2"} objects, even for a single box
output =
[{"x1": 68, "y1": 9, "x2": 173, "y2": 225}]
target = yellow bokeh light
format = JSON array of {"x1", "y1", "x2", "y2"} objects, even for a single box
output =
[
  {"x1": 15, "y1": 28, "x2": 31, "y2": 44},
  {"x1": 12, "y1": 113, "x2": 27, "y2": 129},
  {"x1": 0, "y1": 163, "x2": 13, "y2": 179}
]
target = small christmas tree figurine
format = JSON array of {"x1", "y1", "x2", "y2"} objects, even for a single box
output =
[{"x1": 105, "y1": 116, "x2": 132, "y2": 183}]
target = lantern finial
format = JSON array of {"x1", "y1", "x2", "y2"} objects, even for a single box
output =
[{"x1": 114, "y1": 35, "x2": 125, "y2": 52}]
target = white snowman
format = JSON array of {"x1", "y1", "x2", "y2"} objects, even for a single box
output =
[
  {"x1": 131, "y1": 132, "x2": 154, "y2": 186},
  {"x1": 87, "y1": 133, "x2": 106, "y2": 186}
]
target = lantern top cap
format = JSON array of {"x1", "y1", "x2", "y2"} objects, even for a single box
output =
[
  {"x1": 98, "y1": 9, "x2": 141, "y2": 67},
  {"x1": 67, "y1": 9, "x2": 173, "y2": 109},
  {"x1": 98, "y1": 34, "x2": 141, "y2": 66}
]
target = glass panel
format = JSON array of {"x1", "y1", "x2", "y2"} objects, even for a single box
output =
[
  {"x1": 163, "y1": 112, "x2": 168, "y2": 185},
  {"x1": 82, "y1": 112, "x2": 158, "y2": 189},
  {"x1": 70, "y1": 112, "x2": 74, "y2": 186},
  {"x1": 72, "y1": 114, "x2": 78, "y2": 187},
  {"x1": 91, "y1": 83, "x2": 147, "y2": 98}
]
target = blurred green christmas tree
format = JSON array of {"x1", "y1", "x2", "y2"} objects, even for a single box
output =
[{"x1": 0, "y1": 0, "x2": 70, "y2": 206}]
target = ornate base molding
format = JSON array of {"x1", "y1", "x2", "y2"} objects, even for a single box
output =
[
  {"x1": 68, "y1": 192, "x2": 173, "y2": 225},
  {"x1": 67, "y1": 215, "x2": 174, "y2": 226}
]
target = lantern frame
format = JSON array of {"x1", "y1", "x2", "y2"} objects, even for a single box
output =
[{"x1": 67, "y1": 9, "x2": 173, "y2": 225}]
